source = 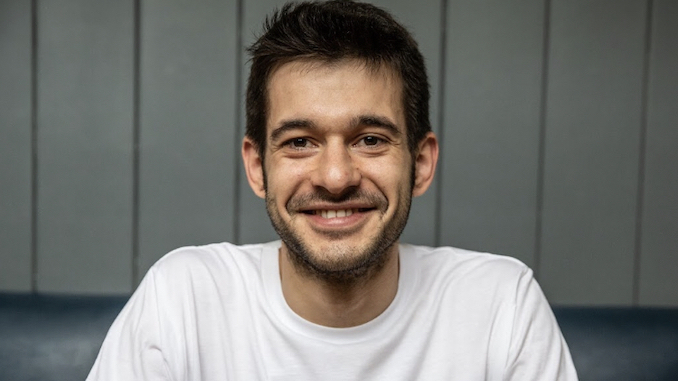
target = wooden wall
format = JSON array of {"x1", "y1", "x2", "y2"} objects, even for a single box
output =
[{"x1": 1, "y1": 0, "x2": 676, "y2": 306}]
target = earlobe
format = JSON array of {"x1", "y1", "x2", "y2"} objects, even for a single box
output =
[
  {"x1": 242, "y1": 137, "x2": 266, "y2": 199},
  {"x1": 412, "y1": 132, "x2": 439, "y2": 197}
]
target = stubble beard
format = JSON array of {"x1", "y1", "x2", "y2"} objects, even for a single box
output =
[{"x1": 264, "y1": 172, "x2": 414, "y2": 286}]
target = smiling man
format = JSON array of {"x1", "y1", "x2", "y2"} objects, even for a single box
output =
[{"x1": 88, "y1": 1, "x2": 577, "y2": 380}]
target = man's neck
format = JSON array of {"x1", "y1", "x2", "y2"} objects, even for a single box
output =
[{"x1": 278, "y1": 245, "x2": 400, "y2": 328}]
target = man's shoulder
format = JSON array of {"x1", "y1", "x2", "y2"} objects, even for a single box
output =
[
  {"x1": 148, "y1": 241, "x2": 278, "y2": 279},
  {"x1": 135, "y1": 241, "x2": 280, "y2": 302},
  {"x1": 154, "y1": 241, "x2": 262, "y2": 264},
  {"x1": 401, "y1": 244, "x2": 535, "y2": 311},
  {"x1": 403, "y1": 243, "x2": 530, "y2": 283}
]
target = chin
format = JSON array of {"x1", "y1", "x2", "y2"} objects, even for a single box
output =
[
  {"x1": 282, "y1": 230, "x2": 399, "y2": 284},
  {"x1": 292, "y1": 245, "x2": 391, "y2": 284}
]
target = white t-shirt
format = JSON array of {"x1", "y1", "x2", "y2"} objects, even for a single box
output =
[{"x1": 87, "y1": 241, "x2": 578, "y2": 380}]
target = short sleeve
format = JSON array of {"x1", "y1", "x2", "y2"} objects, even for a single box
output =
[
  {"x1": 87, "y1": 269, "x2": 173, "y2": 381},
  {"x1": 504, "y1": 268, "x2": 579, "y2": 380}
]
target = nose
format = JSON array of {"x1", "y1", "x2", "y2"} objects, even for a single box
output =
[{"x1": 311, "y1": 141, "x2": 361, "y2": 195}]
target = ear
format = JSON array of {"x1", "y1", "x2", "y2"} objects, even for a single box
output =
[
  {"x1": 242, "y1": 137, "x2": 266, "y2": 199},
  {"x1": 412, "y1": 132, "x2": 439, "y2": 197}
]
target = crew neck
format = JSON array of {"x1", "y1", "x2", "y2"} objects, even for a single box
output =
[{"x1": 260, "y1": 241, "x2": 419, "y2": 345}]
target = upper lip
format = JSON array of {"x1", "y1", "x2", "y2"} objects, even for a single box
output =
[{"x1": 296, "y1": 202, "x2": 376, "y2": 213}]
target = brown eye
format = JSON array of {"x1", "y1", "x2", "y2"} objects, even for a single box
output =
[
  {"x1": 292, "y1": 138, "x2": 308, "y2": 147},
  {"x1": 362, "y1": 136, "x2": 380, "y2": 146}
]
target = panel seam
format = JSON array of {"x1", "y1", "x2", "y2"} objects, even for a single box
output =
[
  {"x1": 434, "y1": 0, "x2": 448, "y2": 247},
  {"x1": 633, "y1": 0, "x2": 654, "y2": 306},
  {"x1": 131, "y1": 0, "x2": 141, "y2": 288},
  {"x1": 233, "y1": 0, "x2": 243, "y2": 244},
  {"x1": 30, "y1": 0, "x2": 39, "y2": 293},
  {"x1": 534, "y1": 0, "x2": 552, "y2": 279}
]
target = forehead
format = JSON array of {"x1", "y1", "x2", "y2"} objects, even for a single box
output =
[{"x1": 265, "y1": 59, "x2": 405, "y2": 134}]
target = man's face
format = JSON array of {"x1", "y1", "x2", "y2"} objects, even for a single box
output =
[{"x1": 250, "y1": 59, "x2": 417, "y2": 280}]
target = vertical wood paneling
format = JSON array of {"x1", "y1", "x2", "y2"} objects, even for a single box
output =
[
  {"x1": 0, "y1": 0, "x2": 676, "y2": 306},
  {"x1": 36, "y1": 0, "x2": 135, "y2": 293},
  {"x1": 137, "y1": 0, "x2": 239, "y2": 278},
  {"x1": 440, "y1": 0, "x2": 546, "y2": 267},
  {"x1": 639, "y1": 0, "x2": 678, "y2": 306},
  {"x1": 540, "y1": 0, "x2": 647, "y2": 305},
  {"x1": 0, "y1": 1, "x2": 32, "y2": 292}
]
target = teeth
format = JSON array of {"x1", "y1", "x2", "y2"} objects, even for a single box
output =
[{"x1": 319, "y1": 209, "x2": 355, "y2": 219}]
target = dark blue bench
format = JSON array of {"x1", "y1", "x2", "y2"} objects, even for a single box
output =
[
  {"x1": 0, "y1": 294, "x2": 127, "y2": 381},
  {"x1": 1, "y1": 293, "x2": 677, "y2": 380},
  {"x1": 555, "y1": 307, "x2": 678, "y2": 380}
]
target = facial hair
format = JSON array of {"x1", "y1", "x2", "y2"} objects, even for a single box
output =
[{"x1": 264, "y1": 166, "x2": 414, "y2": 285}]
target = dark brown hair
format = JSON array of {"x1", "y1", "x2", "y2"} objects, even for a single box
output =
[{"x1": 246, "y1": 0, "x2": 431, "y2": 158}]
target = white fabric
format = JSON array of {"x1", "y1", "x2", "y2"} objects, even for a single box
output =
[{"x1": 87, "y1": 241, "x2": 578, "y2": 380}]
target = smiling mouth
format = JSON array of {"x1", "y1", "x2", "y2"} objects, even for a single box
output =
[{"x1": 302, "y1": 208, "x2": 375, "y2": 219}]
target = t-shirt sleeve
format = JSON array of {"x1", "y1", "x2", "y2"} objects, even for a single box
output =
[
  {"x1": 504, "y1": 267, "x2": 579, "y2": 381},
  {"x1": 86, "y1": 268, "x2": 173, "y2": 381}
]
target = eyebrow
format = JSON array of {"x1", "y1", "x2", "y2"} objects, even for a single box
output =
[
  {"x1": 357, "y1": 115, "x2": 402, "y2": 138},
  {"x1": 270, "y1": 119, "x2": 315, "y2": 143},
  {"x1": 269, "y1": 115, "x2": 402, "y2": 143}
]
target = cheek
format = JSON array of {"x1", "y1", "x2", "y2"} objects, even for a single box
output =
[
  {"x1": 361, "y1": 158, "x2": 411, "y2": 193},
  {"x1": 266, "y1": 160, "x2": 311, "y2": 197}
]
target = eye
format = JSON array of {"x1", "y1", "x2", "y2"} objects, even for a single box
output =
[
  {"x1": 283, "y1": 137, "x2": 314, "y2": 150},
  {"x1": 363, "y1": 136, "x2": 380, "y2": 146},
  {"x1": 356, "y1": 135, "x2": 385, "y2": 147},
  {"x1": 291, "y1": 138, "x2": 308, "y2": 147}
]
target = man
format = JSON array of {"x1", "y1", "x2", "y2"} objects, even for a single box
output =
[{"x1": 88, "y1": 1, "x2": 577, "y2": 380}]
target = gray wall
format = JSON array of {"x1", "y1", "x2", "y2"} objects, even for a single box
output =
[{"x1": 1, "y1": 0, "x2": 676, "y2": 306}]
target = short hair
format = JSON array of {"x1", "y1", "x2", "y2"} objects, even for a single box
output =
[{"x1": 246, "y1": 0, "x2": 431, "y2": 158}]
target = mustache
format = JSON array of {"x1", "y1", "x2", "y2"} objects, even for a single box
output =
[{"x1": 286, "y1": 188, "x2": 387, "y2": 211}]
